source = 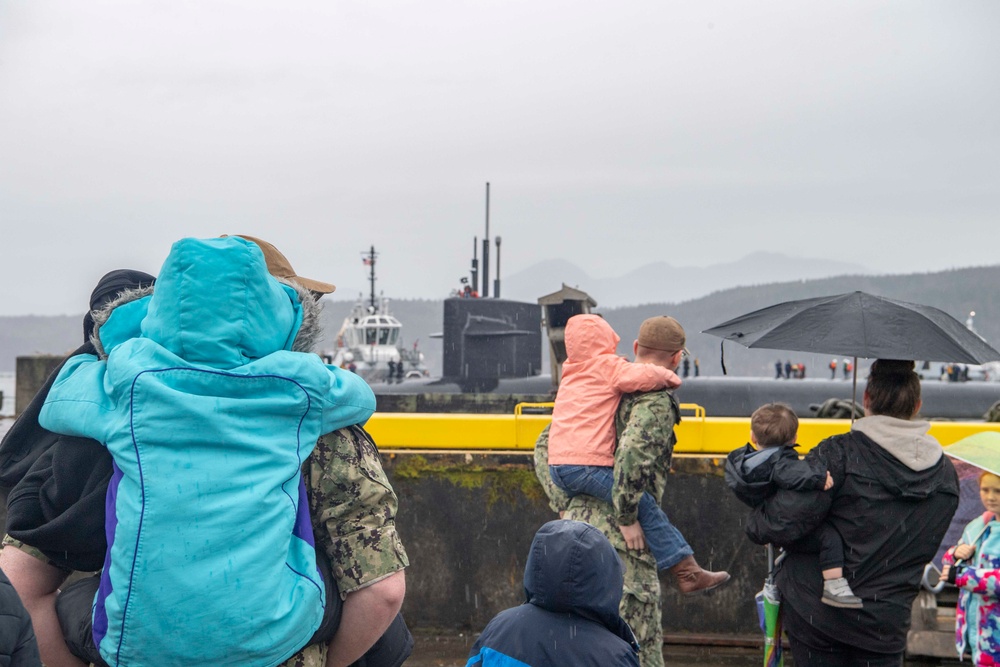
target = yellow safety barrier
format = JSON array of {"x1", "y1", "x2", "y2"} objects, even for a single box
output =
[{"x1": 364, "y1": 403, "x2": 1000, "y2": 453}]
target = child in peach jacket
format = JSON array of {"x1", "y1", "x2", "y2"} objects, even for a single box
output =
[{"x1": 548, "y1": 314, "x2": 681, "y2": 568}]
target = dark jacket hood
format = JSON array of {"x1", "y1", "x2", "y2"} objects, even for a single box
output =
[
  {"x1": 725, "y1": 443, "x2": 783, "y2": 507},
  {"x1": 523, "y1": 520, "x2": 636, "y2": 646},
  {"x1": 849, "y1": 426, "x2": 952, "y2": 500}
]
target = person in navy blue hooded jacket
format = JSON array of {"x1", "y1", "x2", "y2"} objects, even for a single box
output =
[{"x1": 467, "y1": 519, "x2": 640, "y2": 667}]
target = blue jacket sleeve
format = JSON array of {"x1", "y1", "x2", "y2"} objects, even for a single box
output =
[
  {"x1": 37, "y1": 354, "x2": 117, "y2": 445},
  {"x1": 319, "y1": 365, "x2": 377, "y2": 433}
]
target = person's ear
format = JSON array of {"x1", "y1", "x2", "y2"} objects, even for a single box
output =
[
  {"x1": 913, "y1": 399, "x2": 923, "y2": 418},
  {"x1": 633, "y1": 340, "x2": 639, "y2": 357}
]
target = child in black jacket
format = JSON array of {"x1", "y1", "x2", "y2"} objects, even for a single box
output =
[{"x1": 726, "y1": 403, "x2": 862, "y2": 609}]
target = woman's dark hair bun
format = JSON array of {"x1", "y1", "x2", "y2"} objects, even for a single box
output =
[{"x1": 869, "y1": 359, "x2": 916, "y2": 377}]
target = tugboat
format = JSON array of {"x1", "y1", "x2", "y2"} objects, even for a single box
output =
[{"x1": 324, "y1": 246, "x2": 428, "y2": 384}]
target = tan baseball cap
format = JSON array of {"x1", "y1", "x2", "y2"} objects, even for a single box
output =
[
  {"x1": 224, "y1": 235, "x2": 336, "y2": 294},
  {"x1": 637, "y1": 316, "x2": 687, "y2": 354}
]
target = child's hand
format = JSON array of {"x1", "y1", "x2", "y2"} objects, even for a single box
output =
[
  {"x1": 824, "y1": 471, "x2": 834, "y2": 491},
  {"x1": 619, "y1": 522, "x2": 646, "y2": 551},
  {"x1": 940, "y1": 563, "x2": 951, "y2": 581},
  {"x1": 954, "y1": 544, "x2": 975, "y2": 561}
]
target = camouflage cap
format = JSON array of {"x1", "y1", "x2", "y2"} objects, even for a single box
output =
[{"x1": 637, "y1": 316, "x2": 687, "y2": 354}]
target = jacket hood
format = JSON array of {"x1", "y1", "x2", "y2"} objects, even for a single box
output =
[
  {"x1": 852, "y1": 415, "x2": 942, "y2": 472},
  {"x1": 524, "y1": 520, "x2": 634, "y2": 644},
  {"x1": 725, "y1": 444, "x2": 781, "y2": 507},
  {"x1": 849, "y1": 421, "x2": 954, "y2": 500},
  {"x1": 92, "y1": 237, "x2": 323, "y2": 367},
  {"x1": 564, "y1": 315, "x2": 619, "y2": 363}
]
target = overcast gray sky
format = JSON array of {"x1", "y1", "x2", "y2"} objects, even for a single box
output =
[{"x1": 1, "y1": 1, "x2": 997, "y2": 316}]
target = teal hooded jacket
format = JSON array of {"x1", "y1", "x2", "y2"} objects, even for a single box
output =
[{"x1": 40, "y1": 236, "x2": 376, "y2": 667}]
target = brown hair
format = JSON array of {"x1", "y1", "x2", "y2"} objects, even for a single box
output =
[
  {"x1": 751, "y1": 403, "x2": 799, "y2": 447},
  {"x1": 865, "y1": 359, "x2": 921, "y2": 419}
]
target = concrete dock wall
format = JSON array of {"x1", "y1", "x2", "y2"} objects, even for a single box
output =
[
  {"x1": 14, "y1": 355, "x2": 62, "y2": 416},
  {"x1": 387, "y1": 452, "x2": 761, "y2": 636}
]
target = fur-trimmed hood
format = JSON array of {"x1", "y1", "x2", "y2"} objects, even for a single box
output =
[{"x1": 90, "y1": 237, "x2": 324, "y2": 367}]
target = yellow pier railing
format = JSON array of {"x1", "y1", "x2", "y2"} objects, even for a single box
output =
[{"x1": 364, "y1": 403, "x2": 1000, "y2": 454}]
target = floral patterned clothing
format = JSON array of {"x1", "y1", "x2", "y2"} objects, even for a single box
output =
[{"x1": 943, "y1": 512, "x2": 1000, "y2": 665}]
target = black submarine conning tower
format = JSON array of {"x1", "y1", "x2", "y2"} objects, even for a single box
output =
[
  {"x1": 538, "y1": 285, "x2": 598, "y2": 389},
  {"x1": 442, "y1": 182, "x2": 540, "y2": 392}
]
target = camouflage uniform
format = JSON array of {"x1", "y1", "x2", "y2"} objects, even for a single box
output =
[
  {"x1": 532, "y1": 389, "x2": 680, "y2": 667},
  {"x1": 281, "y1": 424, "x2": 409, "y2": 666},
  {"x1": 4, "y1": 425, "x2": 408, "y2": 667}
]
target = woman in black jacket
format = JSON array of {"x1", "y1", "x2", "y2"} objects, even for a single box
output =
[{"x1": 747, "y1": 359, "x2": 960, "y2": 666}]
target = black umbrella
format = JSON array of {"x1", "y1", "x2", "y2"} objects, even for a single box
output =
[
  {"x1": 704, "y1": 291, "x2": 999, "y2": 364},
  {"x1": 702, "y1": 291, "x2": 1000, "y2": 417}
]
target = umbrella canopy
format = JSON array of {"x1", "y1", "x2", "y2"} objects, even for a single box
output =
[
  {"x1": 702, "y1": 291, "x2": 1000, "y2": 364},
  {"x1": 944, "y1": 432, "x2": 1000, "y2": 476}
]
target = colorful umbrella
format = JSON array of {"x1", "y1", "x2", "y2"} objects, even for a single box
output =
[
  {"x1": 754, "y1": 544, "x2": 783, "y2": 667},
  {"x1": 944, "y1": 431, "x2": 1000, "y2": 476}
]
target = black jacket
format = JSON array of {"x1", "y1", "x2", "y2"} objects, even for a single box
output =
[
  {"x1": 0, "y1": 271, "x2": 155, "y2": 572},
  {"x1": 747, "y1": 422, "x2": 959, "y2": 653},
  {"x1": 0, "y1": 570, "x2": 41, "y2": 666},
  {"x1": 725, "y1": 443, "x2": 827, "y2": 508},
  {"x1": 467, "y1": 520, "x2": 640, "y2": 666},
  {"x1": 0, "y1": 343, "x2": 110, "y2": 572}
]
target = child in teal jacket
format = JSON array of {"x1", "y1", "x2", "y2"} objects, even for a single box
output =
[{"x1": 40, "y1": 236, "x2": 376, "y2": 667}]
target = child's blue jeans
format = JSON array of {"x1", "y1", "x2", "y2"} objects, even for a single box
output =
[{"x1": 549, "y1": 463, "x2": 693, "y2": 570}]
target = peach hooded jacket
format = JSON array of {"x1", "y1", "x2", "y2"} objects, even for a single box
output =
[{"x1": 548, "y1": 315, "x2": 681, "y2": 467}]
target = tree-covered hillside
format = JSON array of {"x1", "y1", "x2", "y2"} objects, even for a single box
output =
[
  {"x1": 2, "y1": 266, "x2": 997, "y2": 378},
  {"x1": 601, "y1": 266, "x2": 1000, "y2": 378}
]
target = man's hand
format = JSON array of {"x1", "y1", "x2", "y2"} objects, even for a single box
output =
[
  {"x1": 619, "y1": 522, "x2": 646, "y2": 551},
  {"x1": 954, "y1": 543, "x2": 975, "y2": 561},
  {"x1": 824, "y1": 471, "x2": 834, "y2": 491}
]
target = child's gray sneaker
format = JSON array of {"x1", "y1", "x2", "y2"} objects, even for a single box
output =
[{"x1": 822, "y1": 577, "x2": 863, "y2": 609}]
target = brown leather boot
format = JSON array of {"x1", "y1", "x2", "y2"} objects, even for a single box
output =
[{"x1": 670, "y1": 556, "x2": 731, "y2": 595}]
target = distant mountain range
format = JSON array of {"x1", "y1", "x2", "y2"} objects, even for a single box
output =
[
  {"x1": 600, "y1": 266, "x2": 1000, "y2": 378},
  {"x1": 500, "y1": 252, "x2": 868, "y2": 307},
  {"x1": 3, "y1": 258, "x2": 997, "y2": 382}
]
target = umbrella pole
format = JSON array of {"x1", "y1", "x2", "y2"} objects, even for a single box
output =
[{"x1": 851, "y1": 356, "x2": 858, "y2": 424}]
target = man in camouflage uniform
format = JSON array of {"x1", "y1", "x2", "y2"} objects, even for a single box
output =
[
  {"x1": 281, "y1": 425, "x2": 409, "y2": 667},
  {"x1": 533, "y1": 316, "x2": 729, "y2": 667},
  {"x1": 0, "y1": 239, "x2": 408, "y2": 667},
  {"x1": 534, "y1": 427, "x2": 663, "y2": 667}
]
